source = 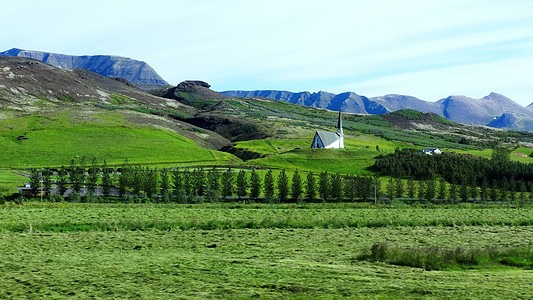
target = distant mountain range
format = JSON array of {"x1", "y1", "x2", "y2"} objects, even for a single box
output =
[
  {"x1": 0, "y1": 48, "x2": 169, "y2": 88},
  {"x1": 221, "y1": 90, "x2": 533, "y2": 131}
]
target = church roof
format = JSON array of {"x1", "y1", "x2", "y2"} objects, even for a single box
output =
[{"x1": 315, "y1": 130, "x2": 341, "y2": 146}]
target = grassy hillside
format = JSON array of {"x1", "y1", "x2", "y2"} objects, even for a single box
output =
[{"x1": 0, "y1": 110, "x2": 238, "y2": 168}]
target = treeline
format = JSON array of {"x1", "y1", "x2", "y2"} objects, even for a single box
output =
[
  {"x1": 21, "y1": 155, "x2": 533, "y2": 204},
  {"x1": 25, "y1": 158, "x2": 381, "y2": 204},
  {"x1": 371, "y1": 148, "x2": 533, "y2": 189}
]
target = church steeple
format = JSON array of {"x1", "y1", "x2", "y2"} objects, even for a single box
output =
[{"x1": 336, "y1": 109, "x2": 343, "y2": 136}]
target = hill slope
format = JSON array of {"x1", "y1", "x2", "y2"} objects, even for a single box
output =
[
  {"x1": 221, "y1": 90, "x2": 533, "y2": 131},
  {"x1": 0, "y1": 56, "x2": 234, "y2": 167},
  {"x1": 0, "y1": 48, "x2": 169, "y2": 88}
]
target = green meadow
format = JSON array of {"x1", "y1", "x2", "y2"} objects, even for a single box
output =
[
  {"x1": 0, "y1": 111, "x2": 237, "y2": 168},
  {"x1": 0, "y1": 203, "x2": 531, "y2": 299}
]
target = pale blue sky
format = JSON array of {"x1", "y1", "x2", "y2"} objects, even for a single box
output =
[{"x1": 3, "y1": 0, "x2": 533, "y2": 105}]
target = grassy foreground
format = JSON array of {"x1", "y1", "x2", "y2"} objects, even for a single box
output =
[{"x1": 0, "y1": 203, "x2": 532, "y2": 299}]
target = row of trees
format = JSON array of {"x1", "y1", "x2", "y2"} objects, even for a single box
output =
[{"x1": 26, "y1": 158, "x2": 533, "y2": 204}]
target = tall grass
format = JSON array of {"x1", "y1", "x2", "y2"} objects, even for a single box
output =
[{"x1": 362, "y1": 242, "x2": 533, "y2": 270}]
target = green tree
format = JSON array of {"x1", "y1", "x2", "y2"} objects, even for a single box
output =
[
  {"x1": 291, "y1": 169, "x2": 303, "y2": 201},
  {"x1": 41, "y1": 168, "x2": 53, "y2": 196},
  {"x1": 437, "y1": 178, "x2": 447, "y2": 200},
  {"x1": 87, "y1": 157, "x2": 99, "y2": 194},
  {"x1": 249, "y1": 169, "x2": 261, "y2": 201},
  {"x1": 221, "y1": 168, "x2": 234, "y2": 200},
  {"x1": 207, "y1": 168, "x2": 220, "y2": 193},
  {"x1": 425, "y1": 179, "x2": 436, "y2": 201},
  {"x1": 172, "y1": 170, "x2": 183, "y2": 195},
  {"x1": 480, "y1": 178, "x2": 488, "y2": 202},
  {"x1": 318, "y1": 171, "x2": 329, "y2": 202},
  {"x1": 29, "y1": 168, "x2": 42, "y2": 197},
  {"x1": 160, "y1": 168, "x2": 170, "y2": 202},
  {"x1": 407, "y1": 178, "x2": 416, "y2": 199},
  {"x1": 101, "y1": 160, "x2": 112, "y2": 198},
  {"x1": 386, "y1": 178, "x2": 395, "y2": 200},
  {"x1": 394, "y1": 178, "x2": 404, "y2": 199},
  {"x1": 459, "y1": 182, "x2": 469, "y2": 202},
  {"x1": 417, "y1": 180, "x2": 426, "y2": 200},
  {"x1": 330, "y1": 173, "x2": 343, "y2": 202},
  {"x1": 236, "y1": 170, "x2": 248, "y2": 200},
  {"x1": 277, "y1": 169, "x2": 289, "y2": 202},
  {"x1": 57, "y1": 165, "x2": 69, "y2": 196},
  {"x1": 448, "y1": 182, "x2": 458, "y2": 202},
  {"x1": 491, "y1": 144, "x2": 513, "y2": 163},
  {"x1": 193, "y1": 168, "x2": 206, "y2": 196},
  {"x1": 264, "y1": 169, "x2": 275, "y2": 203}
]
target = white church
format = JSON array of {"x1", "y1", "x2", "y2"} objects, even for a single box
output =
[{"x1": 311, "y1": 110, "x2": 344, "y2": 148}]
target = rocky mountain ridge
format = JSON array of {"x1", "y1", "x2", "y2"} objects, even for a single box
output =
[
  {"x1": 0, "y1": 48, "x2": 169, "y2": 88},
  {"x1": 222, "y1": 90, "x2": 533, "y2": 131}
]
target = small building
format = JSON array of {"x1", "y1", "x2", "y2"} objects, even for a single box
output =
[
  {"x1": 311, "y1": 110, "x2": 344, "y2": 149},
  {"x1": 421, "y1": 148, "x2": 442, "y2": 155}
]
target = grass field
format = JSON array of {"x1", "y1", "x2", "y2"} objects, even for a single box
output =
[
  {"x1": 0, "y1": 111, "x2": 237, "y2": 168},
  {"x1": 0, "y1": 203, "x2": 531, "y2": 298}
]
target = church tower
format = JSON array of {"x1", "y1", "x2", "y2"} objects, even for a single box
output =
[{"x1": 336, "y1": 109, "x2": 344, "y2": 148}]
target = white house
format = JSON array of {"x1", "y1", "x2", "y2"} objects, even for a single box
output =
[
  {"x1": 421, "y1": 148, "x2": 442, "y2": 155},
  {"x1": 311, "y1": 110, "x2": 344, "y2": 149}
]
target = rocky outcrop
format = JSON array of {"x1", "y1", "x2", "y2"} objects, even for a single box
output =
[
  {"x1": 162, "y1": 80, "x2": 228, "y2": 106},
  {"x1": 0, "y1": 48, "x2": 169, "y2": 86}
]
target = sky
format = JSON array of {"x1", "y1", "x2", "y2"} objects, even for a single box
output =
[{"x1": 2, "y1": 0, "x2": 533, "y2": 105}]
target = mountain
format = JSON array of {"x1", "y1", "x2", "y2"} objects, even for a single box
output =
[
  {"x1": 0, "y1": 48, "x2": 169, "y2": 88},
  {"x1": 0, "y1": 55, "x2": 230, "y2": 153},
  {"x1": 221, "y1": 90, "x2": 533, "y2": 131}
]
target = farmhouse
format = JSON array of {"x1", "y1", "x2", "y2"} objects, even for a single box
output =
[
  {"x1": 311, "y1": 110, "x2": 344, "y2": 148},
  {"x1": 420, "y1": 148, "x2": 442, "y2": 155}
]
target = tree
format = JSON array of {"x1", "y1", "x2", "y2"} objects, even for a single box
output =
[
  {"x1": 491, "y1": 144, "x2": 513, "y2": 163},
  {"x1": 330, "y1": 173, "x2": 343, "y2": 202},
  {"x1": 437, "y1": 178, "x2": 447, "y2": 200},
  {"x1": 264, "y1": 169, "x2": 275, "y2": 203},
  {"x1": 172, "y1": 170, "x2": 183, "y2": 195},
  {"x1": 425, "y1": 179, "x2": 436, "y2": 201},
  {"x1": 29, "y1": 168, "x2": 42, "y2": 197},
  {"x1": 448, "y1": 182, "x2": 458, "y2": 202},
  {"x1": 101, "y1": 160, "x2": 112, "y2": 198},
  {"x1": 394, "y1": 178, "x2": 404, "y2": 199},
  {"x1": 41, "y1": 168, "x2": 53, "y2": 196},
  {"x1": 277, "y1": 169, "x2": 289, "y2": 202},
  {"x1": 459, "y1": 182, "x2": 469, "y2": 202},
  {"x1": 207, "y1": 168, "x2": 220, "y2": 193},
  {"x1": 249, "y1": 169, "x2": 261, "y2": 201},
  {"x1": 318, "y1": 171, "x2": 329, "y2": 202},
  {"x1": 417, "y1": 181, "x2": 426, "y2": 200},
  {"x1": 407, "y1": 178, "x2": 416, "y2": 199},
  {"x1": 343, "y1": 175, "x2": 355, "y2": 202},
  {"x1": 236, "y1": 170, "x2": 248, "y2": 200},
  {"x1": 221, "y1": 168, "x2": 234, "y2": 200},
  {"x1": 193, "y1": 168, "x2": 206, "y2": 196},
  {"x1": 291, "y1": 169, "x2": 303, "y2": 201},
  {"x1": 87, "y1": 157, "x2": 99, "y2": 194},
  {"x1": 480, "y1": 178, "x2": 488, "y2": 202},
  {"x1": 57, "y1": 165, "x2": 69, "y2": 196},
  {"x1": 182, "y1": 169, "x2": 193, "y2": 196},
  {"x1": 160, "y1": 168, "x2": 170, "y2": 202},
  {"x1": 386, "y1": 178, "x2": 395, "y2": 200},
  {"x1": 489, "y1": 180, "x2": 499, "y2": 201}
]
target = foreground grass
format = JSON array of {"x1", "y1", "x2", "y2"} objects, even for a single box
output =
[
  {"x1": 1, "y1": 203, "x2": 532, "y2": 298},
  {"x1": 1, "y1": 203, "x2": 533, "y2": 232},
  {"x1": 361, "y1": 242, "x2": 533, "y2": 270}
]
